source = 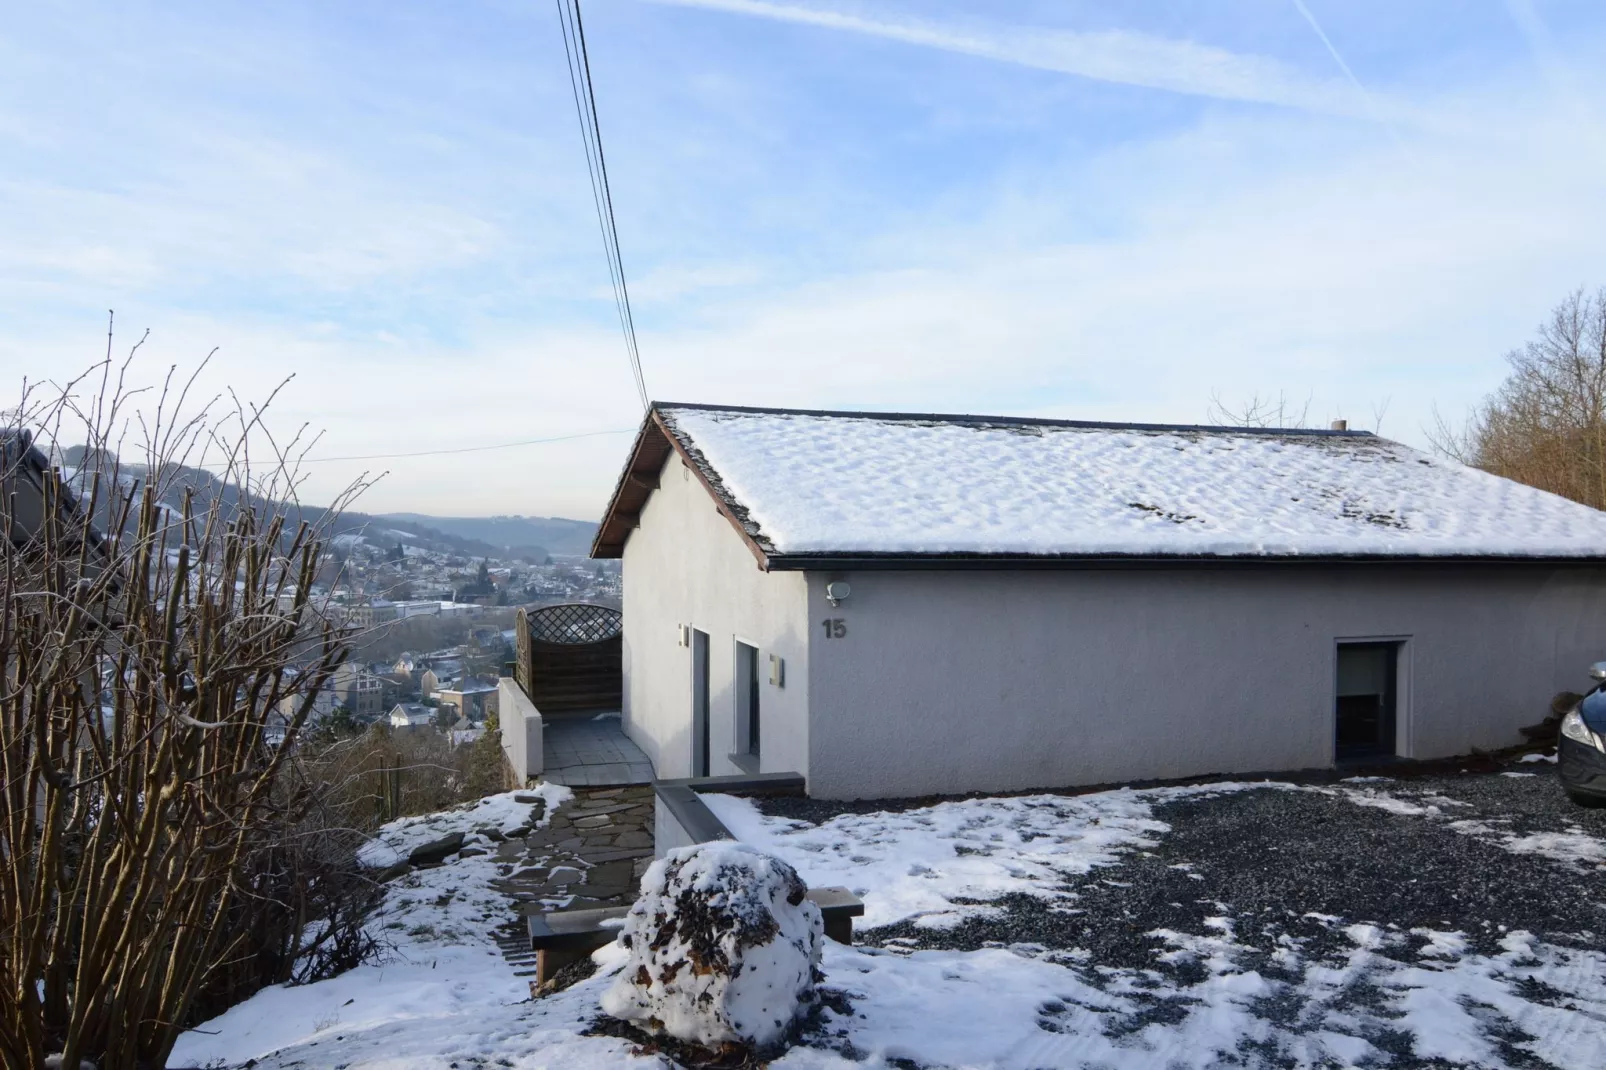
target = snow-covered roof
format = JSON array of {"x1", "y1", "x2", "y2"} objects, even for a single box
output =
[{"x1": 594, "y1": 404, "x2": 1606, "y2": 564}]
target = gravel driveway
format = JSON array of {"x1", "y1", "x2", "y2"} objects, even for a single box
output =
[{"x1": 748, "y1": 760, "x2": 1606, "y2": 1069}]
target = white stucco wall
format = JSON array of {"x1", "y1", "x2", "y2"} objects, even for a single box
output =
[
  {"x1": 621, "y1": 456, "x2": 810, "y2": 781},
  {"x1": 804, "y1": 566, "x2": 1606, "y2": 799}
]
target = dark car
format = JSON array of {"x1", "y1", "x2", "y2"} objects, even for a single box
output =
[{"x1": 1559, "y1": 663, "x2": 1606, "y2": 807}]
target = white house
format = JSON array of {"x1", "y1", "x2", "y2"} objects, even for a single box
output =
[
  {"x1": 593, "y1": 404, "x2": 1606, "y2": 800},
  {"x1": 388, "y1": 703, "x2": 435, "y2": 731}
]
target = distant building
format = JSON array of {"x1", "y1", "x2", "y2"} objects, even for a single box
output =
[
  {"x1": 437, "y1": 679, "x2": 498, "y2": 724},
  {"x1": 393, "y1": 600, "x2": 447, "y2": 619},
  {"x1": 332, "y1": 599, "x2": 398, "y2": 629},
  {"x1": 450, "y1": 725, "x2": 485, "y2": 749},
  {"x1": 388, "y1": 703, "x2": 435, "y2": 731},
  {"x1": 376, "y1": 671, "x2": 415, "y2": 708},
  {"x1": 329, "y1": 662, "x2": 383, "y2": 721},
  {"x1": 276, "y1": 684, "x2": 338, "y2": 726}
]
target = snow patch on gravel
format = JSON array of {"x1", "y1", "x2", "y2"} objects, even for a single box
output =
[
  {"x1": 768, "y1": 921, "x2": 1606, "y2": 1069},
  {"x1": 1504, "y1": 830, "x2": 1606, "y2": 865},
  {"x1": 1326, "y1": 782, "x2": 1606, "y2": 870},
  {"x1": 703, "y1": 784, "x2": 1273, "y2": 929}
]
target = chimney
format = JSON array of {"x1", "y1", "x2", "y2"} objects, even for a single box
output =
[{"x1": 1330, "y1": 419, "x2": 1348, "y2": 431}]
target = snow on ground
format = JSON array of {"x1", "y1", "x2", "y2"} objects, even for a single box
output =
[
  {"x1": 663, "y1": 406, "x2": 1606, "y2": 557},
  {"x1": 355, "y1": 789, "x2": 568, "y2": 869},
  {"x1": 1323, "y1": 779, "x2": 1606, "y2": 870},
  {"x1": 703, "y1": 784, "x2": 1263, "y2": 929},
  {"x1": 171, "y1": 784, "x2": 586, "y2": 1069},
  {"x1": 173, "y1": 776, "x2": 1606, "y2": 1069},
  {"x1": 711, "y1": 780, "x2": 1606, "y2": 1068},
  {"x1": 759, "y1": 924, "x2": 1606, "y2": 1070},
  {"x1": 1448, "y1": 823, "x2": 1606, "y2": 867},
  {"x1": 1321, "y1": 782, "x2": 1473, "y2": 819}
]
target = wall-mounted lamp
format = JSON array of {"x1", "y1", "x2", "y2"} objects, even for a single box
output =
[{"x1": 825, "y1": 581, "x2": 852, "y2": 607}]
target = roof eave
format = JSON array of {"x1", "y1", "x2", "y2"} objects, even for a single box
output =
[
  {"x1": 589, "y1": 409, "x2": 671, "y2": 559},
  {"x1": 760, "y1": 551, "x2": 1606, "y2": 571},
  {"x1": 590, "y1": 406, "x2": 775, "y2": 569}
]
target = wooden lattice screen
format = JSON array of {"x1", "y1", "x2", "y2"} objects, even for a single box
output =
[{"x1": 515, "y1": 603, "x2": 623, "y2": 716}]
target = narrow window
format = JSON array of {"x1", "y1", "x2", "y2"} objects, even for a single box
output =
[
  {"x1": 691, "y1": 629, "x2": 710, "y2": 777},
  {"x1": 736, "y1": 641, "x2": 760, "y2": 759}
]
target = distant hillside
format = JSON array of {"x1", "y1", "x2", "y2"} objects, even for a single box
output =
[
  {"x1": 344, "y1": 514, "x2": 504, "y2": 558},
  {"x1": 57, "y1": 447, "x2": 507, "y2": 559},
  {"x1": 383, "y1": 514, "x2": 598, "y2": 556}
]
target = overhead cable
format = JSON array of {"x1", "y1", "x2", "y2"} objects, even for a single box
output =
[
  {"x1": 304, "y1": 428, "x2": 634, "y2": 464},
  {"x1": 556, "y1": 0, "x2": 649, "y2": 410}
]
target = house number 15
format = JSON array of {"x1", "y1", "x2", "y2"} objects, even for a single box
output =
[{"x1": 822, "y1": 618, "x2": 847, "y2": 638}]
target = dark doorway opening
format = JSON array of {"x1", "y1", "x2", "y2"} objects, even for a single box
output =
[
  {"x1": 1335, "y1": 642, "x2": 1399, "y2": 761},
  {"x1": 691, "y1": 629, "x2": 710, "y2": 777}
]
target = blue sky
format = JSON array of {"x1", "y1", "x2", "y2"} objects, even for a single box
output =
[{"x1": 3, "y1": 0, "x2": 1604, "y2": 517}]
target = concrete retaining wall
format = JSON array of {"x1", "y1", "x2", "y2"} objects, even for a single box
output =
[{"x1": 498, "y1": 677, "x2": 543, "y2": 785}]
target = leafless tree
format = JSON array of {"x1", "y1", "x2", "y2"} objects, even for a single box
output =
[
  {"x1": 1206, "y1": 390, "x2": 1313, "y2": 429},
  {"x1": 0, "y1": 346, "x2": 377, "y2": 1068},
  {"x1": 1208, "y1": 391, "x2": 1395, "y2": 434},
  {"x1": 1428, "y1": 287, "x2": 1606, "y2": 508}
]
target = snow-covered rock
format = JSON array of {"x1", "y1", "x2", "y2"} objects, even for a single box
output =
[{"x1": 600, "y1": 842, "x2": 823, "y2": 1049}]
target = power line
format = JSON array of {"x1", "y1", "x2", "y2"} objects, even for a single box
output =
[
  {"x1": 303, "y1": 428, "x2": 634, "y2": 464},
  {"x1": 566, "y1": 0, "x2": 646, "y2": 409},
  {"x1": 556, "y1": 0, "x2": 649, "y2": 410}
]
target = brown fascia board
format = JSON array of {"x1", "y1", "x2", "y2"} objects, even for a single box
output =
[
  {"x1": 589, "y1": 410, "x2": 667, "y2": 559},
  {"x1": 590, "y1": 407, "x2": 775, "y2": 569}
]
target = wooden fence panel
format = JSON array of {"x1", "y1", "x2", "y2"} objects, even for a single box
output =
[{"x1": 516, "y1": 604, "x2": 623, "y2": 717}]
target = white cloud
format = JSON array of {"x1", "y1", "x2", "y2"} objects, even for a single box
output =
[
  {"x1": 5, "y1": 3, "x2": 1605, "y2": 519},
  {"x1": 9, "y1": 73, "x2": 1602, "y2": 520},
  {"x1": 646, "y1": 0, "x2": 1375, "y2": 117}
]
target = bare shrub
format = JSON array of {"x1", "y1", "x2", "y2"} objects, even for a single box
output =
[
  {"x1": 0, "y1": 351, "x2": 377, "y2": 1068},
  {"x1": 300, "y1": 719, "x2": 510, "y2": 830},
  {"x1": 1429, "y1": 287, "x2": 1606, "y2": 508}
]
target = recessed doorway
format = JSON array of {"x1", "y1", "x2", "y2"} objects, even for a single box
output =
[{"x1": 1335, "y1": 641, "x2": 1399, "y2": 761}]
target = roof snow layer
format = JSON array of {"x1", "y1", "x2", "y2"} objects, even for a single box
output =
[{"x1": 659, "y1": 405, "x2": 1606, "y2": 560}]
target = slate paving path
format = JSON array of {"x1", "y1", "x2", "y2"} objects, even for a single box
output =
[
  {"x1": 541, "y1": 715, "x2": 656, "y2": 787},
  {"x1": 489, "y1": 783, "x2": 655, "y2": 976}
]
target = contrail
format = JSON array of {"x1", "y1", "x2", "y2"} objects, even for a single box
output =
[{"x1": 1289, "y1": 0, "x2": 1407, "y2": 150}]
